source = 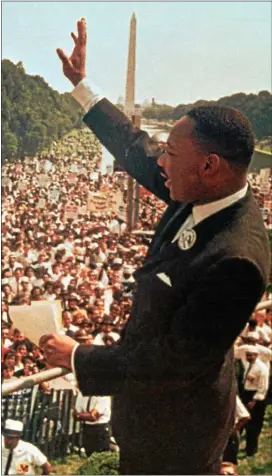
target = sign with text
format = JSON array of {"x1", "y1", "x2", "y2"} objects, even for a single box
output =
[
  {"x1": 65, "y1": 203, "x2": 79, "y2": 220},
  {"x1": 37, "y1": 198, "x2": 46, "y2": 209},
  {"x1": 48, "y1": 188, "x2": 60, "y2": 202},
  {"x1": 39, "y1": 174, "x2": 50, "y2": 187},
  {"x1": 87, "y1": 192, "x2": 109, "y2": 212},
  {"x1": 18, "y1": 180, "x2": 28, "y2": 191}
]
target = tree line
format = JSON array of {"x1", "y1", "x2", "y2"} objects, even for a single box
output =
[
  {"x1": 2, "y1": 59, "x2": 271, "y2": 161},
  {"x1": 142, "y1": 91, "x2": 272, "y2": 139},
  {"x1": 2, "y1": 59, "x2": 83, "y2": 161}
]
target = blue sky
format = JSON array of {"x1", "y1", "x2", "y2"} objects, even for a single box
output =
[{"x1": 2, "y1": 2, "x2": 271, "y2": 106}]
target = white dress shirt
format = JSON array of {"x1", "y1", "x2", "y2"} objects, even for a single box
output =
[
  {"x1": 172, "y1": 184, "x2": 248, "y2": 241},
  {"x1": 2, "y1": 438, "x2": 47, "y2": 475},
  {"x1": 235, "y1": 343, "x2": 272, "y2": 371},
  {"x1": 235, "y1": 348, "x2": 269, "y2": 401},
  {"x1": 75, "y1": 393, "x2": 111, "y2": 425}
]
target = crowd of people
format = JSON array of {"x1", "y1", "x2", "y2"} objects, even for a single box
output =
[{"x1": 1, "y1": 126, "x2": 272, "y2": 473}]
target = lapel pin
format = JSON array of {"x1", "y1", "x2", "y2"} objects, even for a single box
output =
[{"x1": 178, "y1": 229, "x2": 197, "y2": 250}]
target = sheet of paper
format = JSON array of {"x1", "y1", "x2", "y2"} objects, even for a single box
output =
[
  {"x1": 30, "y1": 300, "x2": 62, "y2": 326},
  {"x1": 9, "y1": 301, "x2": 61, "y2": 345}
]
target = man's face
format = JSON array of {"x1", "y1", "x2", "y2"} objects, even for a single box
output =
[
  {"x1": 16, "y1": 344, "x2": 28, "y2": 357},
  {"x1": 14, "y1": 332, "x2": 25, "y2": 342},
  {"x1": 69, "y1": 300, "x2": 78, "y2": 310},
  {"x1": 102, "y1": 324, "x2": 113, "y2": 334},
  {"x1": 255, "y1": 311, "x2": 265, "y2": 325},
  {"x1": 2, "y1": 329, "x2": 10, "y2": 340},
  {"x1": 4, "y1": 435, "x2": 20, "y2": 450},
  {"x1": 26, "y1": 268, "x2": 34, "y2": 277},
  {"x1": 157, "y1": 116, "x2": 205, "y2": 203},
  {"x1": 63, "y1": 315, "x2": 72, "y2": 327},
  {"x1": 246, "y1": 352, "x2": 258, "y2": 364},
  {"x1": 14, "y1": 269, "x2": 22, "y2": 279},
  {"x1": 5, "y1": 355, "x2": 16, "y2": 366},
  {"x1": 3, "y1": 367, "x2": 14, "y2": 379}
]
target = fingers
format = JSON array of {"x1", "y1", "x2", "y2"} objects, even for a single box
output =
[
  {"x1": 56, "y1": 48, "x2": 71, "y2": 67},
  {"x1": 71, "y1": 32, "x2": 78, "y2": 44},
  {"x1": 77, "y1": 17, "x2": 87, "y2": 44},
  {"x1": 39, "y1": 333, "x2": 54, "y2": 348}
]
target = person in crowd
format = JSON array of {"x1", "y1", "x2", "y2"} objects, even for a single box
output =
[
  {"x1": 222, "y1": 395, "x2": 251, "y2": 470},
  {"x1": 9, "y1": 267, "x2": 24, "y2": 296},
  {"x1": 3, "y1": 350, "x2": 17, "y2": 369},
  {"x1": 235, "y1": 345, "x2": 269, "y2": 456},
  {"x1": 74, "y1": 393, "x2": 111, "y2": 457},
  {"x1": 59, "y1": 311, "x2": 79, "y2": 337},
  {"x1": 2, "y1": 363, "x2": 17, "y2": 383},
  {"x1": 39, "y1": 19, "x2": 271, "y2": 475},
  {"x1": 93, "y1": 314, "x2": 120, "y2": 345},
  {"x1": 2, "y1": 419, "x2": 52, "y2": 475},
  {"x1": 2, "y1": 283, "x2": 15, "y2": 304},
  {"x1": 2, "y1": 327, "x2": 13, "y2": 349},
  {"x1": 254, "y1": 309, "x2": 272, "y2": 345},
  {"x1": 240, "y1": 317, "x2": 270, "y2": 346}
]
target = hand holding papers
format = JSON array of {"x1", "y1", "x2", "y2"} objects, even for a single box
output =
[{"x1": 9, "y1": 301, "x2": 61, "y2": 346}]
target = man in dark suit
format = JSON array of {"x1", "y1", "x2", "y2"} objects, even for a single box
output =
[{"x1": 40, "y1": 19, "x2": 271, "y2": 474}]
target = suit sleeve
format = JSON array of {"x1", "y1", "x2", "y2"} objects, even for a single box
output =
[
  {"x1": 83, "y1": 98, "x2": 171, "y2": 203},
  {"x1": 74, "y1": 257, "x2": 265, "y2": 395}
]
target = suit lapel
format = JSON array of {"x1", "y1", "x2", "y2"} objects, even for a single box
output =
[
  {"x1": 148, "y1": 202, "x2": 193, "y2": 257},
  {"x1": 135, "y1": 191, "x2": 250, "y2": 280}
]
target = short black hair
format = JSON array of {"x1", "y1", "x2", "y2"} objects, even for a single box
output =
[
  {"x1": 187, "y1": 106, "x2": 255, "y2": 166},
  {"x1": 248, "y1": 318, "x2": 257, "y2": 327}
]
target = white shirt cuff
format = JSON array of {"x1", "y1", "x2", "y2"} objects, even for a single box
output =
[
  {"x1": 71, "y1": 78, "x2": 105, "y2": 112},
  {"x1": 71, "y1": 343, "x2": 80, "y2": 376}
]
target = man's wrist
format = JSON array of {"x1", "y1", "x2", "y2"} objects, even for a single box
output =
[{"x1": 71, "y1": 78, "x2": 104, "y2": 112}]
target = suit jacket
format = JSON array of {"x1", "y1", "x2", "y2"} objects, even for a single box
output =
[{"x1": 74, "y1": 99, "x2": 270, "y2": 473}]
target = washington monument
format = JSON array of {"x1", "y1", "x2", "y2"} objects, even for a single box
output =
[{"x1": 125, "y1": 12, "x2": 136, "y2": 118}]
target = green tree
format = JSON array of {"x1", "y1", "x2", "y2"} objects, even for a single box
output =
[{"x1": 1, "y1": 59, "x2": 82, "y2": 160}]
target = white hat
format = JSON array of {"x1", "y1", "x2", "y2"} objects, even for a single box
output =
[
  {"x1": 3, "y1": 419, "x2": 23, "y2": 436},
  {"x1": 123, "y1": 265, "x2": 134, "y2": 274},
  {"x1": 244, "y1": 345, "x2": 259, "y2": 354},
  {"x1": 247, "y1": 331, "x2": 259, "y2": 341},
  {"x1": 88, "y1": 243, "x2": 99, "y2": 250},
  {"x1": 113, "y1": 258, "x2": 123, "y2": 265},
  {"x1": 21, "y1": 277, "x2": 29, "y2": 283}
]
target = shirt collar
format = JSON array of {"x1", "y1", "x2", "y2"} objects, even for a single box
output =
[{"x1": 192, "y1": 183, "x2": 248, "y2": 226}]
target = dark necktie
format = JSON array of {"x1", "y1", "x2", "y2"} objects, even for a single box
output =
[
  {"x1": 4, "y1": 450, "x2": 13, "y2": 475},
  {"x1": 243, "y1": 362, "x2": 253, "y2": 384},
  {"x1": 159, "y1": 204, "x2": 193, "y2": 253}
]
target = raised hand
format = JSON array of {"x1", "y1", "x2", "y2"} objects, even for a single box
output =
[{"x1": 57, "y1": 18, "x2": 87, "y2": 86}]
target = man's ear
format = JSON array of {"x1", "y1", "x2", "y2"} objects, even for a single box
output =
[{"x1": 202, "y1": 154, "x2": 220, "y2": 176}]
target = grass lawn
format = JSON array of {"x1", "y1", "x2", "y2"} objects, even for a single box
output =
[
  {"x1": 238, "y1": 404, "x2": 272, "y2": 475},
  {"x1": 51, "y1": 406, "x2": 272, "y2": 475}
]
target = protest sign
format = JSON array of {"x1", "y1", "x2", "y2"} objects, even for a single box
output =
[
  {"x1": 39, "y1": 174, "x2": 49, "y2": 187},
  {"x1": 87, "y1": 192, "x2": 108, "y2": 212},
  {"x1": 48, "y1": 188, "x2": 60, "y2": 202},
  {"x1": 18, "y1": 180, "x2": 28, "y2": 191},
  {"x1": 65, "y1": 203, "x2": 79, "y2": 219},
  {"x1": 89, "y1": 172, "x2": 99, "y2": 182},
  {"x1": 37, "y1": 198, "x2": 46, "y2": 209}
]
